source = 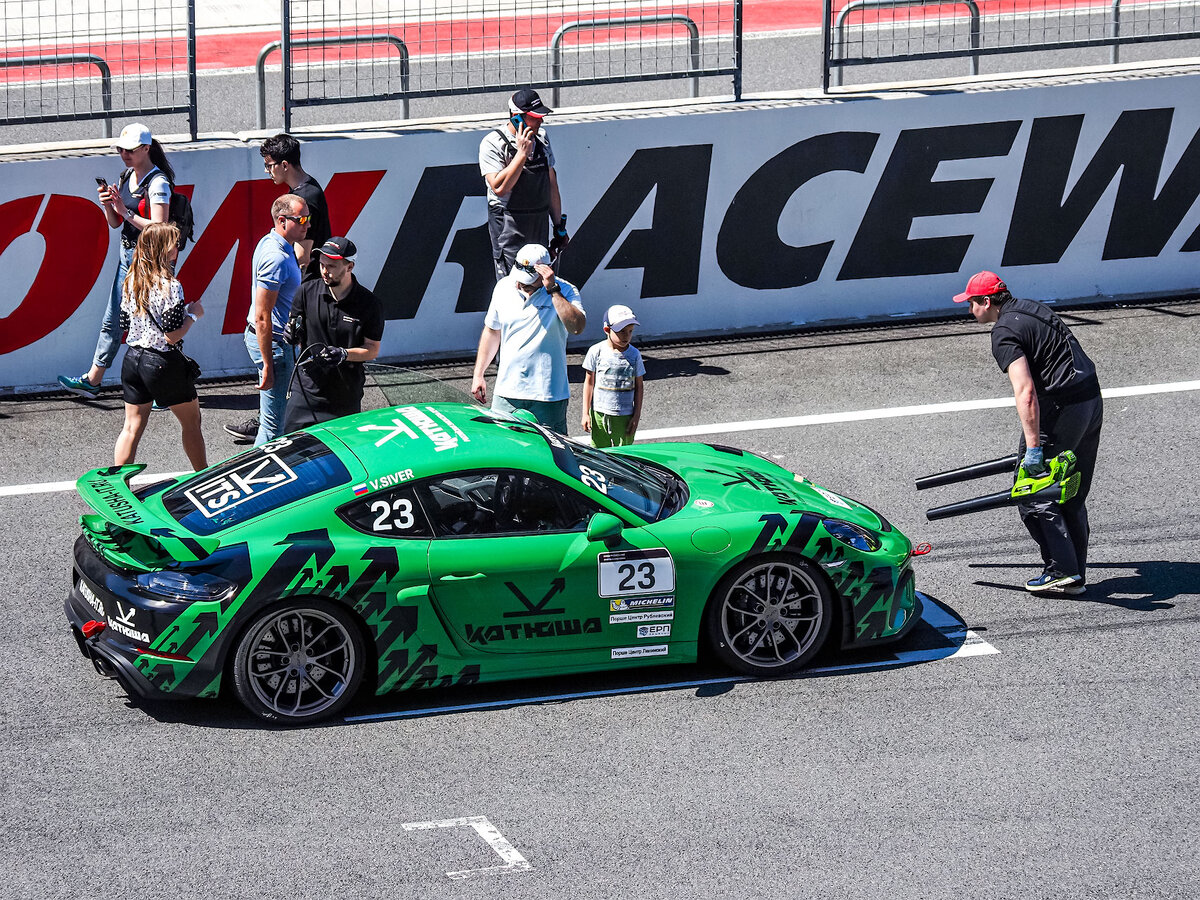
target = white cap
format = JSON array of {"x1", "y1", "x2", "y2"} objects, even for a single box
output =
[
  {"x1": 604, "y1": 304, "x2": 639, "y2": 332},
  {"x1": 113, "y1": 122, "x2": 153, "y2": 150},
  {"x1": 511, "y1": 243, "x2": 551, "y2": 285}
]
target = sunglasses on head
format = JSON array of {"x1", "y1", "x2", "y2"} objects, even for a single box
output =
[
  {"x1": 515, "y1": 261, "x2": 541, "y2": 274},
  {"x1": 281, "y1": 214, "x2": 311, "y2": 225}
]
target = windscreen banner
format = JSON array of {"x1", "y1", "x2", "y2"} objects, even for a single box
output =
[{"x1": 1, "y1": 69, "x2": 1197, "y2": 391}]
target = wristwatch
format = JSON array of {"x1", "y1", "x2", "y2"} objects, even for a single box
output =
[
  {"x1": 547, "y1": 282, "x2": 563, "y2": 294},
  {"x1": 186, "y1": 312, "x2": 199, "y2": 323}
]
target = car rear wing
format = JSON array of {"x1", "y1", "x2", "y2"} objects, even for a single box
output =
[{"x1": 76, "y1": 464, "x2": 218, "y2": 568}]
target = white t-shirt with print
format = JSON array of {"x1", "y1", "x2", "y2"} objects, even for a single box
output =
[{"x1": 583, "y1": 341, "x2": 645, "y2": 416}]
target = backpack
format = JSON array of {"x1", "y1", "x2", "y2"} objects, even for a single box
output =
[{"x1": 122, "y1": 167, "x2": 196, "y2": 246}]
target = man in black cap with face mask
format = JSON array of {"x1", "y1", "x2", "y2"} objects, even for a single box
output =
[
  {"x1": 479, "y1": 88, "x2": 570, "y2": 281},
  {"x1": 283, "y1": 236, "x2": 385, "y2": 431}
]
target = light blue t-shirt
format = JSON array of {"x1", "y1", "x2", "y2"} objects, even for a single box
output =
[
  {"x1": 484, "y1": 275, "x2": 583, "y2": 402},
  {"x1": 583, "y1": 341, "x2": 645, "y2": 415},
  {"x1": 248, "y1": 231, "x2": 301, "y2": 335}
]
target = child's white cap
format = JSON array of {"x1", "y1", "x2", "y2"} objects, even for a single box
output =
[{"x1": 604, "y1": 304, "x2": 639, "y2": 331}]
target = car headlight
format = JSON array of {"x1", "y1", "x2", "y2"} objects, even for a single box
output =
[
  {"x1": 822, "y1": 519, "x2": 882, "y2": 552},
  {"x1": 136, "y1": 571, "x2": 237, "y2": 602}
]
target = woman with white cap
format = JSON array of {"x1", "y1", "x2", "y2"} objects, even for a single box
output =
[{"x1": 58, "y1": 122, "x2": 175, "y2": 398}]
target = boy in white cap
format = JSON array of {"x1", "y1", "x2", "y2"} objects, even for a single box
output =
[{"x1": 581, "y1": 304, "x2": 645, "y2": 447}]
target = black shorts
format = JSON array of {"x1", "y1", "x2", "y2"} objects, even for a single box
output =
[{"x1": 121, "y1": 345, "x2": 197, "y2": 407}]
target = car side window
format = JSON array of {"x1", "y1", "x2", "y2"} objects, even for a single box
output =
[
  {"x1": 418, "y1": 471, "x2": 601, "y2": 537},
  {"x1": 339, "y1": 486, "x2": 433, "y2": 538}
]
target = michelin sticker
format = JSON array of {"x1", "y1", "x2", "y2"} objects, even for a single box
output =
[
  {"x1": 610, "y1": 595, "x2": 675, "y2": 612},
  {"x1": 609, "y1": 610, "x2": 674, "y2": 625},
  {"x1": 692, "y1": 499, "x2": 714, "y2": 509},
  {"x1": 611, "y1": 645, "x2": 669, "y2": 660},
  {"x1": 597, "y1": 548, "x2": 675, "y2": 598}
]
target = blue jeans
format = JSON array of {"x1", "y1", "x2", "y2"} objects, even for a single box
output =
[
  {"x1": 492, "y1": 395, "x2": 569, "y2": 435},
  {"x1": 244, "y1": 328, "x2": 296, "y2": 446},
  {"x1": 93, "y1": 243, "x2": 136, "y2": 372}
]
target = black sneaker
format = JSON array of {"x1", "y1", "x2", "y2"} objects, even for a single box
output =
[
  {"x1": 224, "y1": 417, "x2": 259, "y2": 442},
  {"x1": 1025, "y1": 573, "x2": 1083, "y2": 593}
]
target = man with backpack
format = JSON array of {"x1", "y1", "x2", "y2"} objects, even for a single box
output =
[{"x1": 479, "y1": 89, "x2": 570, "y2": 282}]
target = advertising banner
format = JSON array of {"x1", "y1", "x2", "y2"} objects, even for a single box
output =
[{"x1": 1, "y1": 70, "x2": 1197, "y2": 392}]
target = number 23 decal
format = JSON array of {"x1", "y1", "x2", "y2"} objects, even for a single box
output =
[
  {"x1": 371, "y1": 497, "x2": 415, "y2": 531},
  {"x1": 597, "y1": 549, "x2": 675, "y2": 597}
]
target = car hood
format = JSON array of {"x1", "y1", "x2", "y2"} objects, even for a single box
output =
[{"x1": 623, "y1": 443, "x2": 888, "y2": 531}]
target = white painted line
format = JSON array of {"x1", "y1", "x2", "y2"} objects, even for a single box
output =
[
  {"x1": 5, "y1": 378, "x2": 1196, "y2": 497},
  {"x1": 344, "y1": 595, "x2": 997, "y2": 723},
  {"x1": 636, "y1": 379, "x2": 1200, "y2": 440},
  {"x1": 0, "y1": 470, "x2": 190, "y2": 498},
  {"x1": 402, "y1": 815, "x2": 531, "y2": 880}
]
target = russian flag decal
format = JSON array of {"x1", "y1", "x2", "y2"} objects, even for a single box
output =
[{"x1": 352, "y1": 483, "x2": 368, "y2": 496}]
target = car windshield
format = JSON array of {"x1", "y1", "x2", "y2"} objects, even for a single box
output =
[
  {"x1": 555, "y1": 439, "x2": 684, "y2": 521},
  {"x1": 161, "y1": 433, "x2": 351, "y2": 535}
]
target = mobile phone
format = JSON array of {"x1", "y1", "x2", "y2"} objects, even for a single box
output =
[
  {"x1": 95, "y1": 176, "x2": 109, "y2": 189},
  {"x1": 510, "y1": 114, "x2": 525, "y2": 131}
]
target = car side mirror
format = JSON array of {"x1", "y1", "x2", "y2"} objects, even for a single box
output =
[{"x1": 586, "y1": 512, "x2": 623, "y2": 545}]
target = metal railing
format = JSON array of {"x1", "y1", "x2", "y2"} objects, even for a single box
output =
[
  {"x1": 0, "y1": 55, "x2": 114, "y2": 137},
  {"x1": 550, "y1": 16, "x2": 703, "y2": 108},
  {"x1": 823, "y1": 0, "x2": 1200, "y2": 90},
  {"x1": 257, "y1": 35, "x2": 411, "y2": 130}
]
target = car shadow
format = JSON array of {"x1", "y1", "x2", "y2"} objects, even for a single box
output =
[
  {"x1": 968, "y1": 560, "x2": 1193, "y2": 611},
  {"x1": 130, "y1": 592, "x2": 984, "y2": 730}
]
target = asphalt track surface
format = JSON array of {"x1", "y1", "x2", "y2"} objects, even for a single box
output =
[{"x1": 2, "y1": 298, "x2": 1198, "y2": 898}]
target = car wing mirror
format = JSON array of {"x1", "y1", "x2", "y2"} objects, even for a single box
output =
[{"x1": 586, "y1": 512, "x2": 623, "y2": 545}]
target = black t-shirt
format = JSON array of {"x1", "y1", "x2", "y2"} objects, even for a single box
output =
[
  {"x1": 990, "y1": 297, "x2": 1098, "y2": 401},
  {"x1": 291, "y1": 177, "x2": 331, "y2": 278},
  {"x1": 289, "y1": 275, "x2": 385, "y2": 413}
]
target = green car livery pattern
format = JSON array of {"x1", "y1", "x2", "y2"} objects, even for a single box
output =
[{"x1": 65, "y1": 403, "x2": 920, "y2": 723}]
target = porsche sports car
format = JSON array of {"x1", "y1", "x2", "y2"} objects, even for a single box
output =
[{"x1": 66, "y1": 401, "x2": 921, "y2": 724}]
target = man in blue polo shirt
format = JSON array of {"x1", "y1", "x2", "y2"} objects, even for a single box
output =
[{"x1": 231, "y1": 193, "x2": 308, "y2": 445}]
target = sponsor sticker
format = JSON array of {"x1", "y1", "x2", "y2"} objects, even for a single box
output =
[
  {"x1": 106, "y1": 602, "x2": 150, "y2": 643},
  {"x1": 609, "y1": 610, "x2": 675, "y2": 625},
  {"x1": 597, "y1": 548, "x2": 676, "y2": 598},
  {"x1": 636, "y1": 623, "x2": 672, "y2": 639},
  {"x1": 78, "y1": 580, "x2": 105, "y2": 616},
  {"x1": 813, "y1": 486, "x2": 851, "y2": 509},
  {"x1": 184, "y1": 451, "x2": 298, "y2": 518},
  {"x1": 610, "y1": 595, "x2": 675, "y2": 612},
  {"x1": 611, "y1": 645, "x2": 669, "y2": 660},
  {"x1": 692, "y1": 499, "x2": 714, "y2": 509}
]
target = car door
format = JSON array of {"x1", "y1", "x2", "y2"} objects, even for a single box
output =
[{"x1": 423, "y1": 469, "x2": 671, "y2": 654}]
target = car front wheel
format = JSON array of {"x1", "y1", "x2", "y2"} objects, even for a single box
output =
[
  {"x1": 231, "y1": 599, "x2": 366, "y2": 724},
  {"x1": 706, "y1": 555, "x2": 833, "y2": 676}
]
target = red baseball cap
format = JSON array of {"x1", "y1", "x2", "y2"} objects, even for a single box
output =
[{"x1": 953, "y1": 271, "x2": 1006, "y2": 303}]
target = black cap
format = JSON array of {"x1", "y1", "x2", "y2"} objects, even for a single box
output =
[
  {"x1": 317, "y1": 236, "x2": 356, "y2": 262},
  {"x1": 510, "y1": 88, "x2": 552, "y2": 117}
]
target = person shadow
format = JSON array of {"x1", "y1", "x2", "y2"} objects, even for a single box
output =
[{"x1": 969, "y1": 560, "x2": 1195, "y2": 611}]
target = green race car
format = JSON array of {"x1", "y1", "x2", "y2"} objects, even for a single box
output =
[{"x1": 66, "y1": 402, "x2": 921, "y2": 724}]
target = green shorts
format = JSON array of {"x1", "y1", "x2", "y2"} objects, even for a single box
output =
[{"x1": 590, "y1": 410, "x2": 636, "y2": 447}]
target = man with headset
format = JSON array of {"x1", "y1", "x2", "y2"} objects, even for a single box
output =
[{"x1": 283, "y1": 237, "x2": 384, "y2": 431}]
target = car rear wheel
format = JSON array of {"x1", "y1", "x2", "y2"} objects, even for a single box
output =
[
  {"x1": 231, "y1": 600, "x2": 366, "y2": 724},
  {"x1": 706, "y1": 555, "x2": 833, "y2": 676}
]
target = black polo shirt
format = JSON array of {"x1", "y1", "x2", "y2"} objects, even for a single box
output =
[
  {"x1": 990, "y1": 297, "x2": 1099, "y2": 402},
  {"x1": 292, "y1": 176, "x2": 332, "y2": 279},
  {"x1": 290, "y1": 275, "x2": 385, "y2": 413}
]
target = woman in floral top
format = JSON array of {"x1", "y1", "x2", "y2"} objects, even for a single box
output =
[{"x1": 115, "y1": 222, "x2": 207, "y2": 470}]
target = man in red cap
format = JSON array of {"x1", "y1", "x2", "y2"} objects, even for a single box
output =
[
  {"x1": 955, "y1": 271, "x2": 1103, "y2": 595},
  {"x1": 479, "y1": 88, "x2": 569, "y2": 281}
]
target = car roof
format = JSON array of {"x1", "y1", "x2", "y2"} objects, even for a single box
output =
[{"x1": 311, "y1": 402, "x2": 559, "y2": 479}]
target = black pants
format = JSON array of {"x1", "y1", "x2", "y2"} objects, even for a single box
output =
[
  {"x1": 1016, "y1": 391, "x2": 1103, "y2": 580},
  {"x1": 487, "y1": 204, "x2": 549, "y2": 282}
]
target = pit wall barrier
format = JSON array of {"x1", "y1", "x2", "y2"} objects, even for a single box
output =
[{"x1": 1, "y1": 66, "x2": 1198, "y2": 393}]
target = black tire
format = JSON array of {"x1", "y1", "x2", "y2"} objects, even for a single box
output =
[
  {"x1": 231, "y1": 599, "x2": 367, "y2": 724},
  {"x1": 705, "y1": 554, "x2": 834, "y2": 676}
]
